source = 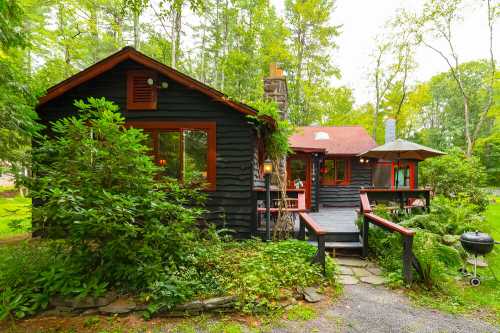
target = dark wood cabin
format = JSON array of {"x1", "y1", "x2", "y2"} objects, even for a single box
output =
[
  {"x1": 287, "y1": 126, "x2": 419, "y2": 211},
  {"x1": 35, "y1": 47, "x2": 275, "y2": 239}
]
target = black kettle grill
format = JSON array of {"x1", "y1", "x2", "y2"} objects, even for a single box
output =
[{"x1": 460, "y1": 231, "x2": 499, "y2": 286}]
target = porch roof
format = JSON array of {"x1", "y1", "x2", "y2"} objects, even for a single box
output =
[{"x1": 289, "y1": 126, "x2": 377, "y2": 156}]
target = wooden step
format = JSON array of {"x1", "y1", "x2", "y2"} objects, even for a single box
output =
[{"x1": 308, "y1": 240, "x2": 363, "y2": 249}]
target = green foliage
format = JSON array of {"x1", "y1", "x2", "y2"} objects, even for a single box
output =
[
  {"x1": 401, "y1": 195, "x2": 485, "y2": 235},
  {"x1": 0, "y1": 193, "x2": 31, "y2": 239},
  {"x1": 248, "y1": 99, "x2": 293, "y2": 161},
  {"x1": 30, "y1": 97, "x2": 205, "y2": 290},
  {"x1": 367, "y1": 194, "x2": 484, "y2": 289},
  {"x1": 143, "y1": 238, "x2": 336, "y2": 315},
  {"x1": 419, "y1": 148, "x2": 488, "y2": 211},
  {"x1": 286, "y1": 304, "x2": 317, "y2": 321}
]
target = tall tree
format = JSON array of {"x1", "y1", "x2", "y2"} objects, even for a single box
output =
[
  {"x1": 412, "y1": 0, "x2": 497, "y2": 156},
  {"x1": 285, "y1": 0, "x2": 340, "y2": 125}
]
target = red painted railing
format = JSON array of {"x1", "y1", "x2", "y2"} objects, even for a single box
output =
[
  {"x1": 359, "y1": 192, "x2": 417, "y2": 284},
  {"x1": 298, "y1": 212, "x2": 326, "y2": 274}
]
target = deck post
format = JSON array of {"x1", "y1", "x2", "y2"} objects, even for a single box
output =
[
  {"x1": 298, "y1": 217, "x2": 306, "y2": 240},
  {"x1": 265, "y1": 173, "x2": 271, "y2": 241},
  {"x1": 403, "y1": 235, "x2": 413, "y2": 284},
  {"x1": 362, "y1": 215, "x2": 369, "y2": 258},
  {"x1": 317, "y1": 234, "x2": 326, "y2": 275}
]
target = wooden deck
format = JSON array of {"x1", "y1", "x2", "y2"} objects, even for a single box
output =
[{"x1": 308, "y1": 208, "x2": 359, "y2": 234}]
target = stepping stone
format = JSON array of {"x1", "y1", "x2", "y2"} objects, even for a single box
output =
[
  {"x1": 339, "y1": 275, "x2": 359, "y2": 285},
  {"x1": 367, "y1": 267, "x2": 382, "y2": 276},
  {"x1": 335, "y1": 257, "x2": 368, "y2": 268},
  {"x1": 302, "y1": 287, "x2": 323, "y2": 303},
  {"x1": 360, "y1": 276, "x2": 387, "y2": 285},
  {"x1": 338, "y1": 266, "x2": 353, "y2": 275},
  {"x1": 352, "y1": 267, "x2": 370, "y2": 277}
]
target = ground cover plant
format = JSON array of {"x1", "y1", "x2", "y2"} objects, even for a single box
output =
[
  {"x1": 0, "y1": 187, "x2": 31, "y2": 240},
  {"x1": 0, "y1": 98, "x2": 335, "y2": 321}
]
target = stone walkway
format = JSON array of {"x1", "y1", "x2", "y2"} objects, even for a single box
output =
[{"x1": 335, "y1": 257, "x2": 388, "y2": 286}]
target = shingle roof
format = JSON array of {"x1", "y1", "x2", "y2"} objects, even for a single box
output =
[{"x1": 289, "y1": 126, "x2": 377, "y2": 156}]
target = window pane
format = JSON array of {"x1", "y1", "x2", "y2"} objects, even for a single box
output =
[
  {"x1": 158, "y1": 131, "x2": 181, "y2": 179},
  {"x1": 289, "y1": 159, "x2": 307, "y2": 188},
  {"x1": 184, "y1": 130, "x2": 208, "y2": 183},
  {"x1": 336, "y1": 160, "x2": 346, "y2": 181},
  {"x1": 322, "y1": 160, "x2": 335, "y2": 184},
  {"x1": 143, "y1": 130, "x2": 154, "y2": 157}
]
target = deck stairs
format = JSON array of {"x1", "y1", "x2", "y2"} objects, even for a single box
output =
[{"x1": 305, "y1": 208, "x2": 363, "y2": 253}]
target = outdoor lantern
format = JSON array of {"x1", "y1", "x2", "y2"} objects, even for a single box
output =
[
  {"x1": 360, "y1": 158, "x2": 365, "y2": 163},
  {"x1": 263, "y1": 159, "x2": 273, "y2": 175},
  {"x1": 147, "y1": 78, "x2": 155, "y2": 86}
]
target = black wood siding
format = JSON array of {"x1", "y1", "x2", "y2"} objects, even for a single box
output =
[
  {"x1": 36, "y1": 60, "x2": 258, "y2": 238},
  {"x1": 317, "y1": 158, "x2": 372, "y2": 207}
]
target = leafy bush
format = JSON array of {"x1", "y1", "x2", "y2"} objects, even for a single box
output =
[
  {"x1": 0, "y1": 241, "x2": 107, "y2": 320},
  {"x1": 143, "y1": 238, "x2": 336, "y2": 315},
  {"x1": 29, "y1": 98, "x2": 206, "y2": 290},
  {"x1": 419, "y1": 148, "x2": 488, "y2": 211},
  {"x1": 400, "y1": 195, "x2": 485, "y2": 236}
]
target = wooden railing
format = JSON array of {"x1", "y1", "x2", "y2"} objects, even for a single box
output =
[
  {"x1": 359, "y1": 192, "x2": 418, "y2": 283},
  {"x1": 298, "y1": 212, "x2": 327, "y2": 274}
]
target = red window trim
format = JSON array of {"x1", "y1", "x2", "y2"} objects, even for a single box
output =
[
  {"x1": 391, "y1": 161, "x2": 415, "y2": 189},
  {"x1": 320, "y1": 158, "x2": 351, "y2": 186},
  {"x1": 127, "y1": 121, "x2": 216, "y2": 191},
  {"x1": 127, "y1": 70, "x2": 158, "y2": 110}
]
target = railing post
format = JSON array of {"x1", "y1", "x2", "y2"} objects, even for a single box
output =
[
  {"x1": 403, "y1": 235, "x2": 413, "y2": 284},
  {"x1": 317, "y1": 234, "x2": 326, "y2": 275},
  {"x1": 298, "y1": 216, "x2": 306, "y2": 240},
  {"x1": 362, "y1": 215, "x2": 369, "y2": 258}
]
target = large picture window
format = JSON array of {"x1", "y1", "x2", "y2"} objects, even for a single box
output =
[
  {"x1": 129, "y1": 121, "x2": 216, "y2": 190},
  {"x1": 320, "y1": 159, "x2": 349, "y2": 185}
]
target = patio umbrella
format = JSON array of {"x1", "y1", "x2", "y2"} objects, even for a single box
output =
[{"x1": 359, "y1": 139, "x2": 446, "y2": 188}]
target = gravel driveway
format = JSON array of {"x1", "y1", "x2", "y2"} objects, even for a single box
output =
[{"x1": 273, "y1": 284, "x2": 499, "y2": 333}]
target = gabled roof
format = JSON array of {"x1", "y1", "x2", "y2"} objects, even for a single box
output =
[
  {"x1": 289, "y1": 126, "x2": 377, "y2": 156},
  {"x1": 37, "y1": 46, "x2": 275, "y2": 127}
]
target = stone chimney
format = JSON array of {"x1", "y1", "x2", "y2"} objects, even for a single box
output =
[
  {"x1": 385, "y1": 118, "x2": 396, "y2": 143},
  {"x1": 264, "y1": 63, "x2": 288, "y2": 120}
]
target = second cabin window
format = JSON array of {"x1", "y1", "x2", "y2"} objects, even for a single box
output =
[
  {"x1": 320, "y1": 159, "x2": 349, "y2": 185},
  {"x1": 127, "y1": 70, "x2": 158, "y2": 110}
]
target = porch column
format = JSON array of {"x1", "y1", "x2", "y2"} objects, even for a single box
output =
[{"x1": 313, "y1": 153, "x2": 321, "y2": 212}]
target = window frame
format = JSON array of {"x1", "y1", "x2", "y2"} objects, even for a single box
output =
[
  {"x1": 320, "y1": 158, "x2": 350, "y2": 186},
  {"x1": 127, "y1": 121, "x2": 216, "y2": 191}
]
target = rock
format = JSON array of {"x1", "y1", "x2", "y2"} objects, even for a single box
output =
[
  {"x1": 49, "y1": 292, "x2": 117, "y2": 310},
  {"x1": 338, "y1": 275, "x2": 359, "y2": 285},
  {"x1": 202, "y1": 296, "x2": 237, "y2": 310},
  {"x1": 352, "y1": 267, "x2": 370, "y2": 277},
  {"x1": 360, "y1": 276, "x2": 387, "y2": 285},
  {"x1": 335, "y1": 257, "x2": 368, "y2": 268},
  {"x1": 81, "y1": 308, "x2": 100, "y2": 315},
  {"x1": 442, "y1": 234, "x2": 459, "y2": 245},
  {"x1": 366, "y1": 267, "x2": 382, "y2": 276},
  {"x1": 302, "y1": 287, "x2": 323, "y2": 303},
  {"x1": 338, "y1": 266, "x2": 353, "y2": 275},
  {"x1": 467, "y1": 256, "x2": 488, "y2": 267},
  {"x1": 175, "y1": 300, "x2": 204, "y2": 311},
  {"x1": 99, "y1": 298, "x2": 136, "y2": 314}
]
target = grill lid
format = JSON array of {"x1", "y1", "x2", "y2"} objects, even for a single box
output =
[{"x1": 460, "y1": 231, "x2": 494, "y2": 245}]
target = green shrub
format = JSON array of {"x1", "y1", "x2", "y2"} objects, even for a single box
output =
[
  {"x1": 419, "y1": 148, "x2": 488, "y2": 211},
  {"x1": 29, "y1": 98, "x2": 206, "y2": 290},
  {"x1": 143, "y1": 239, "x2": 336, "y2": 315}
]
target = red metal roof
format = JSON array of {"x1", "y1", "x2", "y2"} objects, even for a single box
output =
[{"x1": 289, "y1": 126, "x2": 377, "y2": 156}]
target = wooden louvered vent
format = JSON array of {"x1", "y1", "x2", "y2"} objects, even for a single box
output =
[{"x1": 127, "y1": 70, "x2": 158, "y2": 110}]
